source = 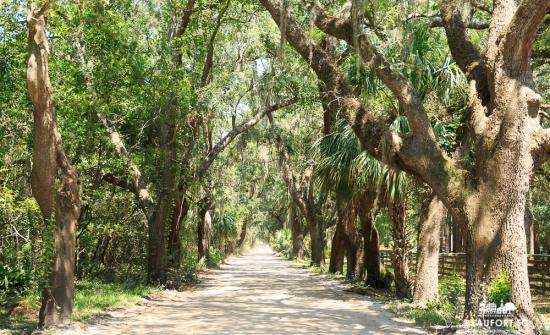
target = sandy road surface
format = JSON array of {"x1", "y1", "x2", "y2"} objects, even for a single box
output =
[{"x1": 62, "y1": 245, "x2": 428, "y2": 335}]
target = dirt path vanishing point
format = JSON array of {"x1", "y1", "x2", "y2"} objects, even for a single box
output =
[{"x1": 61, "y1": 245, "x2": 429, "y2": 335}]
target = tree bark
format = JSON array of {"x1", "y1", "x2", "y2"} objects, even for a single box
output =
[
  {"x1": 167, "y1": 187, "x2": 190, "y2": 269},
  {"x1": 330, "y1": 198, "x2": 361, "y2": 278},
  {"x1": 238, "y1": 220, "x2": 247, "y2": 248},
  {"x1": 147, "y1": 102, "x2": 176, "y2": 283},
  {"x1": 27, "y1": 3, "x2": 81, "y2": 327},
  {"x1": 387, "y1": 193, "x2": 412, "y2": 299},
  {"x1": 329, "y1": 206, "x2": 346, "y2": 274},
  {"x1": 197, "y1": 197, "x2": 213, "y2": 260},
  {"x1": 288, "y1": 200, "x2": 304, "y2": 258},
  {"x1": 344, "y1": 198, "x2": 361, "y2": 279},
  {"x1": 413, "y1": 191, "x2": 446, "y2": 307},
  {"x1": 357, "y1": 188, "x2": 384, "y2": 288}
]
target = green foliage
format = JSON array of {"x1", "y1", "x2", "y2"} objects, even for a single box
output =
[
  {"x1": 206, "y1": 247, "x2": 224, "y2": 268},
  {"x1": 389, "y1": 274, "x2": 466, "y2": 327},
  {"x1": 0, "y1": 263, "x2": 32, "y2": 296},
  {"x1": 488, "y1": 273, "x2": 512, "y2": 304},
  {"x1": 271, "y1": 229, "x2": 292, "y2": 257},
  {"x1": 439, "y1": 274, "x2": 465, "y2": 305},
  {"x1": 314, "y1": 120, "x2": 406, "y2": 201},
  {"x1": 72, "y1": 280, "x2": 158, "y2": 321}
]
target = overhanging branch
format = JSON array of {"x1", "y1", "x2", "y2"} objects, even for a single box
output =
[
  {"x1": 312, "y1": 1, "x2": 435, "y2": 141},
  {"x1": 500, "y1": 0, "x2": 550, "y2": 73},
  {"x1": 196, "y1": 97, "x2": 298, "y2": 178}
]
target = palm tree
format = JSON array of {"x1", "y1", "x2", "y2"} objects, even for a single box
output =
[{"x1": 315, "y1": 118, "x2": 412, "y2": 294}]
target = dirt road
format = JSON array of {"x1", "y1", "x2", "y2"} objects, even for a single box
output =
[{"x1": 67, "y1": 245, "x2": 428, "y2": 334}]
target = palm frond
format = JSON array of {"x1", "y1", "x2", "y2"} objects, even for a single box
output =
[{"x1": 313, "y1": 119, "x2": 406, "y2": 199}]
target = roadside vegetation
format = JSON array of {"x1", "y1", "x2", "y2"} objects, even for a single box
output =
[{"x1": 1, "y1": 0, "x2": 550, "y2": 334}]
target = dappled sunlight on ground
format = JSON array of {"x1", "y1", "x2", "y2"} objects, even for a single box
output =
[{"x1": 66, "y1": 244, "x2": 428, "y2": 334}]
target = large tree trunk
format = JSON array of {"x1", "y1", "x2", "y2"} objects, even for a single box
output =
[
  {"x1": 413, "y1": 191, "x2": 446, "y2": 307},
  {"x1": 440, "y1": 2, "x2": 547, "y2": 332},
  {"x1": 462, "y1": 145, "x2": 536, "y2": 331},
  {"x1": 357, "y1": 189, "x2": 383, "y2": 287},
  {"x1": 329, "y1": 209, "x2": 346, "y2": 274},
  {"x1": 288, "y1": 201, "x2": 304, "y2": 258},
  {"x1": 167, "y1": 188, "x2": 190, "y2": 269},
  {"x1": 27, "y1": 3, "x2": 81, "y2": 327},
  {"x1": 197, "y1": 197, "x2": 213, "y2": 260},
  {"x1": 343, "y1": 198, "x2": 361, "y2": 279},
  {"x1": 451, "y1": 218, "x2": 463, "y2": 252},
  {"x1": 387, "y1": 193, "x2": 412, "y2": 299},
  {"x1": 147, "y1": 104, "x2": 176, "y2": 283},
  {"x1": 238, "y1": 220, "x2": 247, "y2": 248},
  {"x1": 308, "y1": 210, "x2": 325, "y2": 266},
  {"x1": 330, "y1": 198, "x2": 361, "y2": 278}
]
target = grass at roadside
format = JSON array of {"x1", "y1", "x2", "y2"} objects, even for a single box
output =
[
  {"x1": 0, "y1": 280, "x2": 159, "y2": 334},
  {"x1": 72, "y1": 280, "x2": 159, "y2": 320}
]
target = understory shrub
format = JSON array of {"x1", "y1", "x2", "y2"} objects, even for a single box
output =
[
  {"x1": 0, "y1": 263, "x2": 32, "y2": 296},
  {"x1": 488, "y1": 272, "x2": 512, "y2": 304},
  {"x1": 206, "y1": 247, "x2": 224, "y2": 268},
  {"x1": 439, "y1": 273, "x2": 465, "y2": 305},
  {"x1": 272, "y1": 229, "x2": 292, "y2": 257}
]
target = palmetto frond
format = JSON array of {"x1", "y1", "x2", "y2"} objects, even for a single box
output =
[{"x1": 314, "y1": 119, "x2": 406, "y2": 200}]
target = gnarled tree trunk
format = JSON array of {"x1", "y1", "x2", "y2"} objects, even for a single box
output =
[
  {"x1": 330, "y1": 198, "x2": 361, "y2": 278},
  {"x1": 147, "y1": 103, "x2": 176, "y2": 283},
  {"x1": 197, "y1": 197, "x2": 213, "y2": 260},
  {"x1": 27, "y1": 3, "x2": 81, "y2": 327},
  {"x1": 278, "y1": 145, "x2": 324, "y2": 266},
  {"x1": 387, "y1": 193, "x2": 412, "y2": 299},
  {"x1": 413, "y1": 191, "x2": 446, "y2": 307},
  {"x1": 238, "y1": 220, "x2": 248, "y2": 248},
  {"x1": 167, "y1": 187, "x2": 190, "y2": 269},
  {"x1": 357, "y1": 188, "x2": 383, "y2": 287},
  {"x1": 329, "y1": 208, "x2": 346, "y2": 274},
  {"x1": 288, "y1": 200, "x2": 304, "y2": 258}
]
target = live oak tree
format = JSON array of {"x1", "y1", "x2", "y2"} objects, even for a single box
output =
[
  {"x1": 26, "y1": 1, "x2": 81, "y2": 327},
  {"x1": 260, "y1": 0, "x2": 550, "y2": 332}
]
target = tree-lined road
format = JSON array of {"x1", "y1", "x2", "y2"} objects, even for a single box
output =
[{"x1": 71, "y1": 246, "x2": 427, "y2": 335}]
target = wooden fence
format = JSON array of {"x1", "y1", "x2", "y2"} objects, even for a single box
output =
[{"x1": 379, "y1": 250, "x2": 550, "y2": 295}]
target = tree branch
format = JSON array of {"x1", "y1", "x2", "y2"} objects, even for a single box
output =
[
  {"x1": 262, "y1": 0, "x2": 397, "y2": 162},
  {"x1": 261, "y1": 0, "x2": 467, "y2": 219},
  {"x1": 429, "y1": 17, "x2": 489, "y2": 29},
  {"x1": 200, "y1": 0, "x2": 231, "y2": 87},
  {"x1": 532, "y1": 127, "x2": 550, "y2": 168},
  {"x1": 196, "y1": 97, "x2": 298, "y2": 178},
  {"x1": 102, "y1": 173, "x2": 135, "y2": 193},
  {"x1": 406, "y1": 13, "x2": 489, "y2": 29},
  {"x1": 312, "y1": 1, "x2": 436, "y2": 141},
  {"x1": 500, "y1": 0, "x2": 550, "y2": 74},
  {"x1": 74, "y1": 30, "x2": 154, "y2": 218},
  {"x1": 440, "y1": 0, "x2": 490, "y2": 105},
  {"x1": 278, "y1": 142, "x2": 308, "y2": 217},
  {"x1": 172, "y1": 0, "x2": 197, "y2": 40}
]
